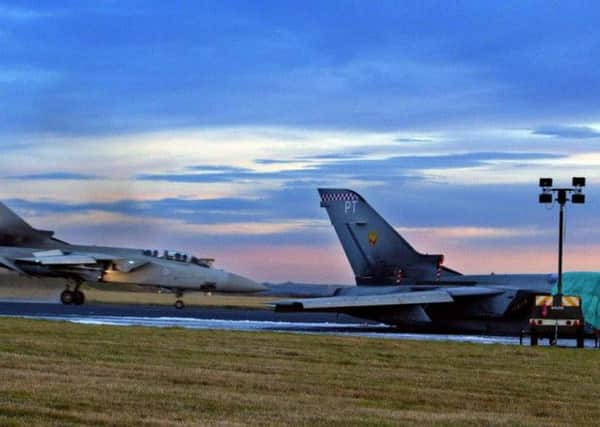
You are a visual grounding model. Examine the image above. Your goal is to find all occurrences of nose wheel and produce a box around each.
[174,289,185,309]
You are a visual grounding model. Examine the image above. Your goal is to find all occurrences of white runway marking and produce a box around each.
[8,314,598,348]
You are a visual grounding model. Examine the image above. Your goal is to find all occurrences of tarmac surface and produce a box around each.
[0,301,362,324]
[1,301,598,348]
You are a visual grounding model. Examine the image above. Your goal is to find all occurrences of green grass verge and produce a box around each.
[0,317,598,426]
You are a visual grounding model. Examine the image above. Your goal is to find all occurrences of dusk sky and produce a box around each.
[2,1,600,283]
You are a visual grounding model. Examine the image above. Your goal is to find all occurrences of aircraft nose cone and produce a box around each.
[226,273,266,293]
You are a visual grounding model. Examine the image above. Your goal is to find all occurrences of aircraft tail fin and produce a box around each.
[0,202,59,246]
[318,188,459,284]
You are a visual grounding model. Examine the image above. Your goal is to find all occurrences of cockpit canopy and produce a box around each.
[142,249,214,268]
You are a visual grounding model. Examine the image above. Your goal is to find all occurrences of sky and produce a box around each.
[2,1,600,283]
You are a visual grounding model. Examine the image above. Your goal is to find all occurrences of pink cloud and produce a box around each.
[207,244,354,284]
[208,243,600,284]
[441,244,600,275]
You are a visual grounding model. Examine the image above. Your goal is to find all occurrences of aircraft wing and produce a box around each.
[14,249,108,265]
[9,250,148,272]
[17,254,99,265]
[273,286,502,312]
[0,256,26,274]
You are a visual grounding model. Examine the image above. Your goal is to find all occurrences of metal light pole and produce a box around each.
[539,177,586,307]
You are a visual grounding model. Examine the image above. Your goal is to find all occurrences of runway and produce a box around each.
[0,302,597,348]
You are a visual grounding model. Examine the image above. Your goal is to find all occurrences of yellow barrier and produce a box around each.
[535,295,580,307]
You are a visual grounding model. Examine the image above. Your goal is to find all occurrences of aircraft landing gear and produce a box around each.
[174,289,185,309]
[60,281,85,305]
[73,290,85,305]
[530,331,538,346]
[60,289,74,305]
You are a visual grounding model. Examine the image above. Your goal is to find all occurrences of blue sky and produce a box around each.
[1,1,600,282]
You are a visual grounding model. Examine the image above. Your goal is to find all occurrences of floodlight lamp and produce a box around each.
[539,193,553,204]
[572,177,586,187]
[539,177,553,188]
[572,193,585,204]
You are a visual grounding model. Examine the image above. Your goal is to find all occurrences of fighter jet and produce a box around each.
[273,189,557,334]
[0,202,265,308]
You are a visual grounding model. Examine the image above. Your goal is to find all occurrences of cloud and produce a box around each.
[3,3,600,136]
[396,226,542,240]
[3,3,600,281]
[532,125,600,139]
[36,210,323,236]
[254,159,301,165]
[5,176,600,282]
[443,245,600,276]
[186,165,253,173]
[393,137,436,143]
[5,197,264,224]
[135,173,248,183]
[4,187,328,228]
[136,165,255,182]
[297,152,368,160]
[7,172,99,180]
[135,152,563,185]
[12,199,334,255]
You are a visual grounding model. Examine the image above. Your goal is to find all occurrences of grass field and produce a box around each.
[0,318,598,426]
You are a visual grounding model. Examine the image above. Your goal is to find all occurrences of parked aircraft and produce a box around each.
[273,188,557,334]
[0,202,264,308]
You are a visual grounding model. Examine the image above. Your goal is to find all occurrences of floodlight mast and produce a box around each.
[538,177,586,307]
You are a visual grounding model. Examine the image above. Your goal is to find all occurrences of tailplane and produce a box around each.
[318,188,460,284]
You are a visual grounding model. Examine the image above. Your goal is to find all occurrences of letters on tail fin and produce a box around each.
[0,202,60,247]
[318,188,460,285]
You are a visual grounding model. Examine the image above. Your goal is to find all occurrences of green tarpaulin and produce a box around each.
[552,272,600,329]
